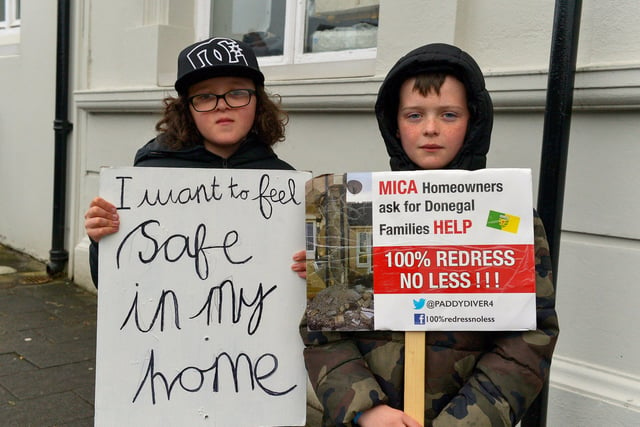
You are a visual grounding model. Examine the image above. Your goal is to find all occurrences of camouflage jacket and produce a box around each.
[303,214,559,426]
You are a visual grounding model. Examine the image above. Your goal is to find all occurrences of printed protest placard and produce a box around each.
[95,167,310,426]
[305,169,536,332]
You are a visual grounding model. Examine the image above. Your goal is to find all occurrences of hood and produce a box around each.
[134,134,215,165]
[133,133,282,168]
[375,43,493,171]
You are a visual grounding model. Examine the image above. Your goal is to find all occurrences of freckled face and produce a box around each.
[396,76,469,170]
[188,76,257,159]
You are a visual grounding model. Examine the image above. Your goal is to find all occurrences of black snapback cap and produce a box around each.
[174,37,265,95]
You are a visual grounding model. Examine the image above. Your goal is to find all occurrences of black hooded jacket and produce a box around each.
[133,133,294,170]
[375,43,493,172]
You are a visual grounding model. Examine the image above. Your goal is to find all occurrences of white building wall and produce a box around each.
[1,0,639,424]
[0,1,57,257]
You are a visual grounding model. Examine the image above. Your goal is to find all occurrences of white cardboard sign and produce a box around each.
[370,169,536,331]
[94,167,310,426]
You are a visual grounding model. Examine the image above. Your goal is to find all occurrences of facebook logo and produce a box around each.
[414,313,426,325]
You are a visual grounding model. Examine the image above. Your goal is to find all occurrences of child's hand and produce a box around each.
[291,249,307,279]
[84,197,119,242]
[358,404,423,427]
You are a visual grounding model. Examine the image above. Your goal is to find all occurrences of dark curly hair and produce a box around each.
[155,85,288,150]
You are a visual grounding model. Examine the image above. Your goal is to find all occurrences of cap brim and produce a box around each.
[175,66,265,95]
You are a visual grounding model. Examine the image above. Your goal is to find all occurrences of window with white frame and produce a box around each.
[0,0,20,31]
[203,0,379,79]
[355,230,371,270]
[305,221,317,259]
[0,0,20,50]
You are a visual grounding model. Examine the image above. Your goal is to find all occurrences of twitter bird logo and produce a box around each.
[413,298,426,310]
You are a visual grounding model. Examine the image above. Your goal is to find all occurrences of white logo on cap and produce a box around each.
[186,38,248,70]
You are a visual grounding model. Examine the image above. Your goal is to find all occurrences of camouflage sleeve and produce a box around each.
[433,213,559,426]
[304,335,388,426]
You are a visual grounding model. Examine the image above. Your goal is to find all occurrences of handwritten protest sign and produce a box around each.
[94,167,310,426]
[305,169,535,332]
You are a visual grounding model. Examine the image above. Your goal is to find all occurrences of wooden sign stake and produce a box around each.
[404,331,425,425]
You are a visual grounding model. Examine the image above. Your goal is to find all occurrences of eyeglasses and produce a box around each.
[188,89,256,112]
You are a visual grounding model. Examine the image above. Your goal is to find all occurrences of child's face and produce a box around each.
[396,76,469,169]
[188,76,257,158]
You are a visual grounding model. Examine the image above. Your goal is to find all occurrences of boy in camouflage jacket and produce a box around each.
[303,43,559,426]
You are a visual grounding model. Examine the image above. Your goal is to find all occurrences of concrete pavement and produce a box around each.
[0,244,96,426]
[0,243,327,426]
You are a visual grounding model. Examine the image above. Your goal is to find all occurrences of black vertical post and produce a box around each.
[47,0,73,276]
[522,0,582,426]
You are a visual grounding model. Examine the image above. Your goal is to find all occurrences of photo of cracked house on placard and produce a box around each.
[305,173,375,331]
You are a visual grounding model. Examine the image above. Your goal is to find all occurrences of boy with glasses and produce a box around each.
[85,37,306,284]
